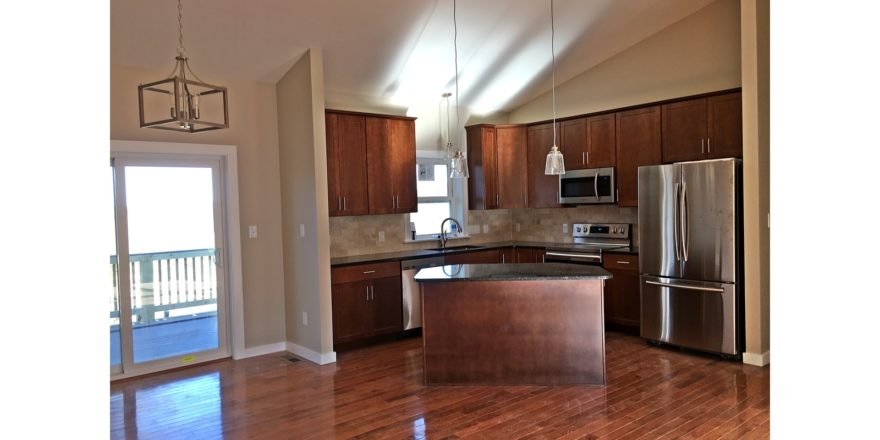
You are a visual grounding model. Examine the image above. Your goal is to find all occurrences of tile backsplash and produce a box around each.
[329,204,638,257]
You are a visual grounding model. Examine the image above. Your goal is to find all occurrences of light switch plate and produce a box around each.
[515,223,521,232]
[299,224,305,237]
[378,231,385,242]
[482,224,489,234]
[562,224,568,233]
[248,225,258,238]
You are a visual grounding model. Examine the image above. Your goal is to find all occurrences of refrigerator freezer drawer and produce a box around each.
[640,276,738,355]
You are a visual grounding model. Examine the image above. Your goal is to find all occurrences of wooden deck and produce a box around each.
[111,314,218,365]
[110,331,770,439]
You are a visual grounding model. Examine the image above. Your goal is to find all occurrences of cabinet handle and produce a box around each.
[582,152,585,164]
[343,196,346,211]
[616,260,630,264]
[496,194,500,207]
[502,254,506,264]
[366,285,370,301]
[391,195,396,209]
[708,138,711,153]
[370,284,374,301]
[338,197,342,211]
[586,151,590,164]
[701,138,705,154]
[362,270,376,274]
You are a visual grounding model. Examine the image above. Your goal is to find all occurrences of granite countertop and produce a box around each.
[331,241,638,267]
[414,263,612,282]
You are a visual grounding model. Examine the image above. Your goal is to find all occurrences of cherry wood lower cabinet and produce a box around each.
[331,262,403,349]
[500,247,515,264]
[443,249,501,265]
[602,253,640,334]
[515,247,545,263]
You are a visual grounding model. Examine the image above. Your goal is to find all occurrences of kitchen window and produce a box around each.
[406,156,465,241]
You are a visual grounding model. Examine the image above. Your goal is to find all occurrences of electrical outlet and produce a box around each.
[515,223,521,232]
[562,224,568,233]
[378,231,385,242]
[302,312,308,326]
[248,225,258,238]
[299,224,305,237]
[482,224,489,234]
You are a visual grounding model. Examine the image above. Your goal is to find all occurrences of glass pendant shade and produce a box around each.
[544,145,565,175]
[450,150,469,179]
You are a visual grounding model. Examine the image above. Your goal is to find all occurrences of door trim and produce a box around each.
[110,140,245,373]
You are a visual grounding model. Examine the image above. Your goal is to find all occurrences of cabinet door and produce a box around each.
[500,247,515,264]
[365,117,395,214]
[444,249,501,265]
[515,248,544,263]
[560,118,588,170]
[466,126,491,210]
[329,113,370,216]
[616,106,661,207]
[370,276,403,336]
[389,118,418,213]
[496,126,527,209]
[662,98,707,163]
[326,113,342,216]
[586,114,616,168]
[707,92,743,159]
[331,280,372,344]
[604,255,640,332]
[526,123,562,208]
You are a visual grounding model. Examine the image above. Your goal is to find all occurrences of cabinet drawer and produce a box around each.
[603,254,639,271]
[332,261,401,284]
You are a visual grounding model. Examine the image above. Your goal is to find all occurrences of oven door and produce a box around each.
[559,167,616,204]
[544,250,603,265]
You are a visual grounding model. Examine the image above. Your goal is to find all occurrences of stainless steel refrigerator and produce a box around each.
[638,158,743,356]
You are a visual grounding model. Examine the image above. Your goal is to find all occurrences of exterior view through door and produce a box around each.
[110,157,230,378]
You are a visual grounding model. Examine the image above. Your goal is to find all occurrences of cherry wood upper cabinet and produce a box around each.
[495,125,527,209]
[707,92,743,159]
[466,125,498,210]
[467,125,527,210]
[616,106,661,207]
[559,118,588,170]
[365,115,417,215]
[526,123,562,208]
[586,113,617,168]
[661,92,742,163]
[326,112,370,216]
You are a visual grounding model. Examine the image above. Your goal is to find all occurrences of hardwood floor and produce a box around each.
[110,332,769,439]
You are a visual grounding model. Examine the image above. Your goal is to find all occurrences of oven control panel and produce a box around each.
[572,223,629,239]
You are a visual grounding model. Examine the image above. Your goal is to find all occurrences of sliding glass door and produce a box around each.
[110,156,229,377]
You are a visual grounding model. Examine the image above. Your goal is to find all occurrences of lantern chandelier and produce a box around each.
[138,0,229,133]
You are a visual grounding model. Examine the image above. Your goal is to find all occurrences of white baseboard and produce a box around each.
[286,342,337,365]
[743,350,770,366]
[233,342,286,360]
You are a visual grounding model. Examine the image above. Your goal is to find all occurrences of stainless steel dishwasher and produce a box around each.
[401,256,445,331]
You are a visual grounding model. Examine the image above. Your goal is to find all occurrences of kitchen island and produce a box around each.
[415,263,611,385]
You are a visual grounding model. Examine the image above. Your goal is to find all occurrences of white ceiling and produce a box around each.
[112,0,718,116]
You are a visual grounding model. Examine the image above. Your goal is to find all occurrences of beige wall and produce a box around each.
[276,49,335,356]
[741,0,770,364]
[110,64,286,349]
[509,0,741,123]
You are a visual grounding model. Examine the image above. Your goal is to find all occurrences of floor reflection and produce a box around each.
[111,372,222,439]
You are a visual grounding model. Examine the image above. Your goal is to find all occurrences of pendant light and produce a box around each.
[137,0,229,133]
[544,0,565,175]
[448,0,469,179]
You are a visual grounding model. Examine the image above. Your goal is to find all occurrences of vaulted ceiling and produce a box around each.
[112,0,718,116]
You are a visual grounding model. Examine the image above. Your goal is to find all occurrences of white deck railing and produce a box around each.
[110,248,218,326]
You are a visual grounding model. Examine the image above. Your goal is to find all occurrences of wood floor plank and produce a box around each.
[110,332,769,439]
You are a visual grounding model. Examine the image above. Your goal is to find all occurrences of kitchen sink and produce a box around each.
[426,245,486,252]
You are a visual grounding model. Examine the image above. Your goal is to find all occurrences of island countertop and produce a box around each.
[414,262,612,283]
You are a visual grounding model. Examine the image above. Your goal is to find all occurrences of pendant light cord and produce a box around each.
[178,0,186,57]
[454,0,461,152]
[551,0,557,148]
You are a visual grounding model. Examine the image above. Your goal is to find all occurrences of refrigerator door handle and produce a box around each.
[645,280,724,293]
[681,181,689,262]
[674,182,681,261]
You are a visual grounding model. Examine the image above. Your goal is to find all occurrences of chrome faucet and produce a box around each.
[439,217,463,249]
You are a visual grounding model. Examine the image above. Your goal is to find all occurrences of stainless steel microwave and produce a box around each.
[558,167,616,204]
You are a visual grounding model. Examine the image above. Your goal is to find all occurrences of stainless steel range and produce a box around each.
[544,223,631,265]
